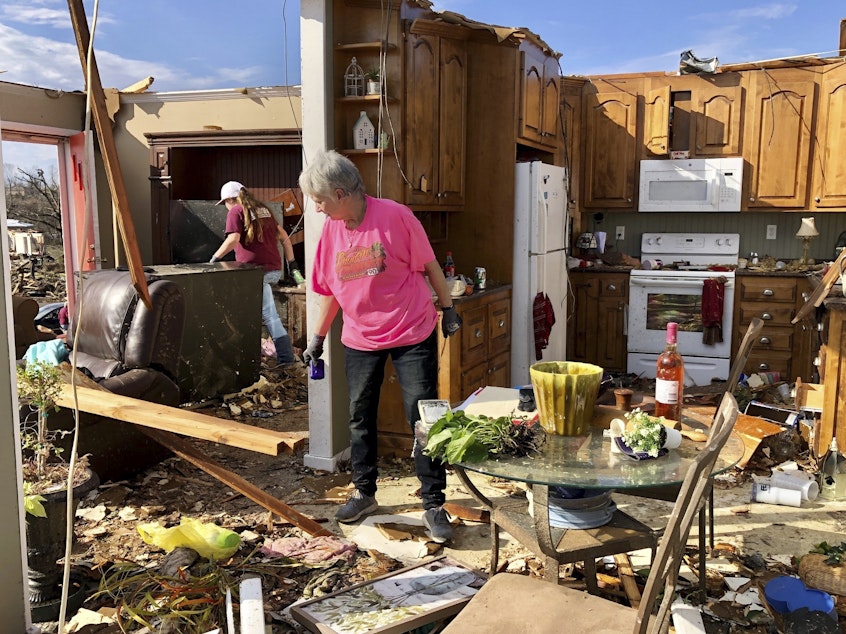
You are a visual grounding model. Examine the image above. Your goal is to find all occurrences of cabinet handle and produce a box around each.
[758,363,770,371]
[749,196,756,202]
[474,328,482,339]
[607,284,617,292]
[759,336,771,345]
[761,313,772,320]
[815,197,821,203]
[498,320,505,328]
[626,198,632,202]
[762,289,774,297]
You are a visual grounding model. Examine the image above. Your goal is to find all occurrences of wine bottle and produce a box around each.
[443,251,456,278]
[654,322,684,422]
[820,438,846,500]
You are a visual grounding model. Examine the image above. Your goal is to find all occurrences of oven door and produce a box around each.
[627,274,735,383]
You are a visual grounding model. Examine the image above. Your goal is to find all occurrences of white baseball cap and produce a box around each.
[217,181,244,204]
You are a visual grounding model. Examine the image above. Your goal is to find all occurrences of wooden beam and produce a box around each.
[66,0,150,308]
[60,365,329,537]
[55,383,306,455]
[613,554,642,609]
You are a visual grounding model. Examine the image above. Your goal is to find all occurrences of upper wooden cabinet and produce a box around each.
[642,74,743,158]
[519,43,561,149]
[582,83,639,210]
[743,70,815,209]
[404,21,468,208]
[811,63,846,209]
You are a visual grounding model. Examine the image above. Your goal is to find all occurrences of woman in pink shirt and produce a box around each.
[299,150,461,543]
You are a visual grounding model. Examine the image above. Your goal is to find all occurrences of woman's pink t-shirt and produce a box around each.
[311,196,437,351]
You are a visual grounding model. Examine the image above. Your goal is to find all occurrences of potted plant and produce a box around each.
[18,361,98,618]
[365,68,381,95]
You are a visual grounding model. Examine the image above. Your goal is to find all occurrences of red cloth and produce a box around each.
[533,292,556,360]
[701,277,725,344]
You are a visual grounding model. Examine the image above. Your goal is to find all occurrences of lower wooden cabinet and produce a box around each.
[732,274,815,382]
[567,271,628,371]
[376,285,512,455]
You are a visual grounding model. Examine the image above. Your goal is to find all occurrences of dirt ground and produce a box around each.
[32,361,846,633]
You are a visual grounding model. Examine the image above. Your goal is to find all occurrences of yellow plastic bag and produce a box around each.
[138,517,241,560]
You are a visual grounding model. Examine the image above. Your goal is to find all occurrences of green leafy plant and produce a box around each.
[17,360,75,515]
[810,541,846,566]
[423,410,545,464]
[364,68,380,81]
[621,408,668,458]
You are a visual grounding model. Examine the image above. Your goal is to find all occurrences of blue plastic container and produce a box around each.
[764,576,805,613]
[786,588,837,623]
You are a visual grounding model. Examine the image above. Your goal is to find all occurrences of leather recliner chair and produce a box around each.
[53,269,187,480]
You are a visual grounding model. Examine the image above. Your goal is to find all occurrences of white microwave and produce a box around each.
[638,157,743,212]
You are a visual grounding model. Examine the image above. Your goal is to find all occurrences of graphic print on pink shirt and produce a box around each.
[335,242,387,281]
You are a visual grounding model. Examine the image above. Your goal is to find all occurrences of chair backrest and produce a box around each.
[725,317,764,392]
[634,391,740,633]
[68,270,185,381]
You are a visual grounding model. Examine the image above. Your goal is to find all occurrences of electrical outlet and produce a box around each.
[766,225,777,240]
[615,226,625,241]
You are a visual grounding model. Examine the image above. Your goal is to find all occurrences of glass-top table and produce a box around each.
[455,424,745,490]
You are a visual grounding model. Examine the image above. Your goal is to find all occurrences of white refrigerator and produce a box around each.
[511,161,569,386]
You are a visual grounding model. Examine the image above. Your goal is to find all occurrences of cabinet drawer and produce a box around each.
[460,304,488,369]
[487,298,511,356]
[488,352,510,388]
[749,327,793,352]
[738,278,797,303]
[599,276,627,298]
[745,350,792,378]
[738,304,794,326]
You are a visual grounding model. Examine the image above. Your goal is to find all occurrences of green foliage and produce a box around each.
[423,410,545,464]
[810,541,846,566]
[22,482,46,518]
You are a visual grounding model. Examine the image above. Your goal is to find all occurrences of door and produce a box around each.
[61,132,100,311]
[811,64,846,209]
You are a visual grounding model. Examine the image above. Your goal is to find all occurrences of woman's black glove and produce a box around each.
[441,306,462,337]
[302,334,325,364]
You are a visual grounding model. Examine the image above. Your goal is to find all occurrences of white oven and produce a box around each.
[627,233,739,386]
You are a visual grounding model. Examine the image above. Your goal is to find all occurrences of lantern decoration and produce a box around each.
[353,111,376,150]
[344,57,365,97]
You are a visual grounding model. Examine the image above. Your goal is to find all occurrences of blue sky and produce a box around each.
[1,0,843,171]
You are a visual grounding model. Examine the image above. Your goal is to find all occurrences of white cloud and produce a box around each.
[1,4,74,28]
[0,22,84,89]
[729,4,797,20]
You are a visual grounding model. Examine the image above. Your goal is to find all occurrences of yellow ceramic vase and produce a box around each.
[530,361,603,436]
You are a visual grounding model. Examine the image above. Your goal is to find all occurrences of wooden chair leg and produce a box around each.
[490,520,500,577]
[583,557,599,594]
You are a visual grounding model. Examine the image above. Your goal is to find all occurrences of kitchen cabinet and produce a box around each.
[404,21,468,208]
[376,285,511,455]
[567,271,628,371]
[732,275,814,382]
[742,70,815,209]
[811,63,846,210]
[582,84,639,210]
[518,42,561,149]
[643,74,743,158]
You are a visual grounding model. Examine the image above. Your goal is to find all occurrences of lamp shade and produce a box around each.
[796,217,819,238]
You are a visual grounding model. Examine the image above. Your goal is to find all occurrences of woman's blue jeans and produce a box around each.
[344,329,446,509]
[262,270,288,340]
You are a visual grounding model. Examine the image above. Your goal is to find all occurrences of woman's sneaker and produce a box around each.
[422,506,453,543]
[335,490,378,523]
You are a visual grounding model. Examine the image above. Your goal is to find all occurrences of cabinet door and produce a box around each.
[540,58,561,142]
[487,352,511,389]
[644,85,670,157]
[487,298,511,358]
[460,304,488,370]
[567,276,599,363]
[693,83,743,156]
[745,73,815,209]
[405,32,440,206]
[597,297,627,371]
[583,90,638,208]
[437,37,467,207]
[520,51,544,144]
[811,65,846,209]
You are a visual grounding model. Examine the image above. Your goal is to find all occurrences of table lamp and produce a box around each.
[796,217,819,266]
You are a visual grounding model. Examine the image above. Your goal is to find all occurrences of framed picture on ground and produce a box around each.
[290,556,486,634]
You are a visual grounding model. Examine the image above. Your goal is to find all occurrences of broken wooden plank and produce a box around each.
[141,427,331,537]
[442,502,490,524]
[55,383,305,455]
[792,248,846,324]
[66,0,149,307]
[733,414,785,468]
[613,554,642,609]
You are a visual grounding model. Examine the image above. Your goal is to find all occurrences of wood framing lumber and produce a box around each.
[55,383,306,455]
[613,554,642,609]
[66,0,149,307]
